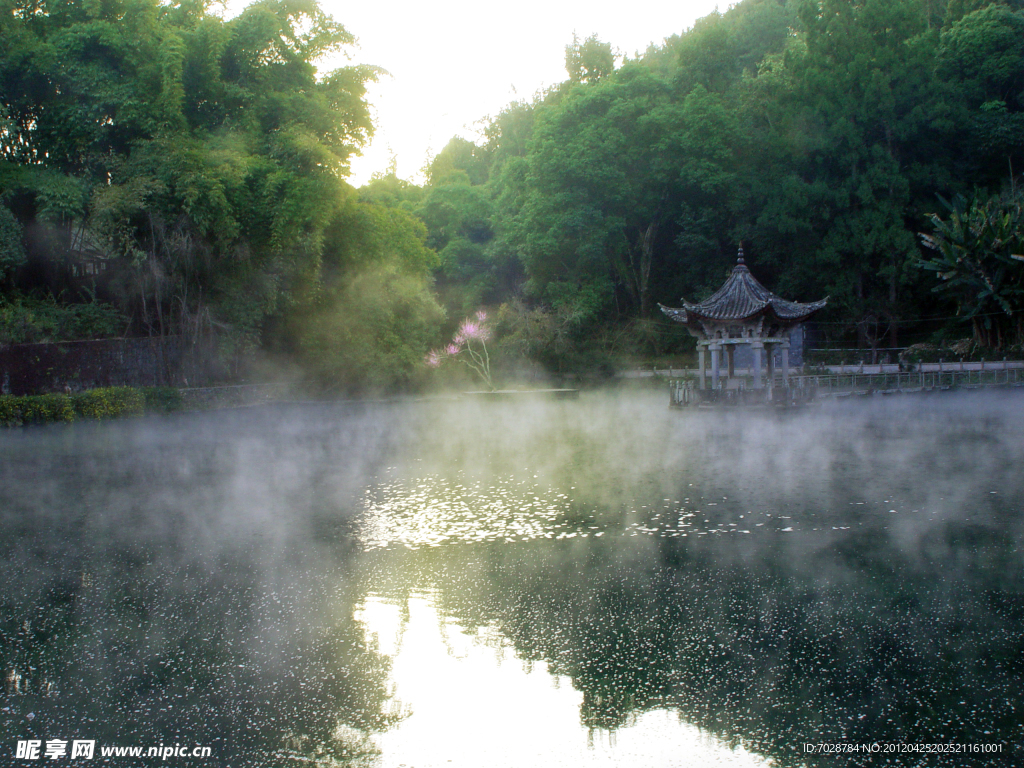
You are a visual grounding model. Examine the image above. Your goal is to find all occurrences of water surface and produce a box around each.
[2,390,1022,766]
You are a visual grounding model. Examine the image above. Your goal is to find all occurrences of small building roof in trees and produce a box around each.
[659,247,827,328]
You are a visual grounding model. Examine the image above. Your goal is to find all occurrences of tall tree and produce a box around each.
[497,62,741,319]
[565,34,616,85]
[743,0,939,350]
[1,0,384,359]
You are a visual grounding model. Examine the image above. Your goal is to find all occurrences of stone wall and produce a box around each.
[177,383,295,410]
[0,336,201,395]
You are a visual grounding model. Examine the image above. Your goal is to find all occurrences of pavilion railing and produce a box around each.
[668,364,1024,406]
[784,366,1024,394]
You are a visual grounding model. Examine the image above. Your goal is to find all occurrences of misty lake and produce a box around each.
[2,390,1022,767]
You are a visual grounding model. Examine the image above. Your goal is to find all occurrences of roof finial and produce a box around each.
[737,242,745,265]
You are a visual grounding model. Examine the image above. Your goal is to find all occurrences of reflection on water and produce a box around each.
[1,391,1023,766]
[353,590,770,768]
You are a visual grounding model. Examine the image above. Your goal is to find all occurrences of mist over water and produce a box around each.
[1,390,1022,766]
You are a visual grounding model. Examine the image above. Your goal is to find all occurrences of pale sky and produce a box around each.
[225,1,723,186]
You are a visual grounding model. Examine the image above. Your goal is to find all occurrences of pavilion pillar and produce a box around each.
[698,344,706,390]
[781,340,790,386]
[751,342,764,389]
[766,343,775,386]
[726,344,735,379]
[710,342,721,389]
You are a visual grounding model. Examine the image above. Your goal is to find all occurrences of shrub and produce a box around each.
[0,387,154,427]
[71,387,145,420]
[0,393,75,426]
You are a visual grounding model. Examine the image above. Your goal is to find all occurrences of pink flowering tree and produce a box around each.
[426,310,494,390]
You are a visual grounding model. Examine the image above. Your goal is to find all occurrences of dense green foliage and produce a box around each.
[1,0,441,390]
[410,0,1024,362]
[4,0,1024,390]
[0,293,127,343]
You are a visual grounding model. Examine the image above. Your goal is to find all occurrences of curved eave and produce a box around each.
[660,298,828,326]
[658,304,688,323]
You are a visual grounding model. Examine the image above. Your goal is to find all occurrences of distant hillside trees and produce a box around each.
[413,0,1024,357]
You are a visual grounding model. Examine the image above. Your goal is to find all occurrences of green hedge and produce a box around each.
[0,393,75,426]
[0,386,180,427]
[70,387,145,420]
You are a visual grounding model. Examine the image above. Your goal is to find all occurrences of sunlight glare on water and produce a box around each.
[356,474,575,549]
[354,469,816,551]
[353,591,775,768]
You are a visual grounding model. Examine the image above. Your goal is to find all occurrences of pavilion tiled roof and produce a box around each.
[659,248,827,325]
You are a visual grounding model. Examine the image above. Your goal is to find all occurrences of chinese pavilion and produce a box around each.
[659,247,827,390]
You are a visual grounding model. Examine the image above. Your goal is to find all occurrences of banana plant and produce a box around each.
[919,191,1024,346]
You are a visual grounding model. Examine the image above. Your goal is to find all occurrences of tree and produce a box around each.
[0,203,25,283]
[0,0,403,384]
[501,63,740,318]
[426,137,490,187]
[272,193,444,393]
[740,0,940,352]
[416,175,496,307]
[938,4,1024,186]
[565,34,615,85]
